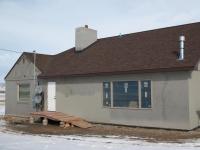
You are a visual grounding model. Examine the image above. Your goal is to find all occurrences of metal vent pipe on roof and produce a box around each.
[179,35,185,60]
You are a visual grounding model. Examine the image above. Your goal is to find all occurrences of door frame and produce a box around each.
[47,82,56,111]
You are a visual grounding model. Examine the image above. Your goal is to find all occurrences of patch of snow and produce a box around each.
[0,128,200,150]
[0,105,5,129]
[0,104,200,150]
[0,104,5,116]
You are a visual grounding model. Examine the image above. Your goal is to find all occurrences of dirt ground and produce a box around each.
[4,120,200,142]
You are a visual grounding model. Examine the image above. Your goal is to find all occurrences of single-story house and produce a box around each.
[4,22,200,130]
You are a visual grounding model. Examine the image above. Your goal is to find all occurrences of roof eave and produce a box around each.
[38,66,195,79]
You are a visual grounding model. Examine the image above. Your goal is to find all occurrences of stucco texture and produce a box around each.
[41,71,191,130]
[5,55,39,115]
[5,55,199,130]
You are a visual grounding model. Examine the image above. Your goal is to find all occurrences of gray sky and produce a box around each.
[0,0,200,82]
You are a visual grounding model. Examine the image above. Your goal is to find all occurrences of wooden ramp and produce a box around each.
[30,111,93,129]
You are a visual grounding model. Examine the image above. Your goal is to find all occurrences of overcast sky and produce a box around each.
[0,0,200,82]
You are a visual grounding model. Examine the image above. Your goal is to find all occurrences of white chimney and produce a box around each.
[179,35,185,60]
[75,25,97,51]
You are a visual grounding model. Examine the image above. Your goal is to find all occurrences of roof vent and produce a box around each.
[118,33,123,38]
[178,35,185,60]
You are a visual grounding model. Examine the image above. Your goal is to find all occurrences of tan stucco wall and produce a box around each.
[189,71,200,129]
[5,80,35,115]
[5,56,40,115]
[41,71,191,130]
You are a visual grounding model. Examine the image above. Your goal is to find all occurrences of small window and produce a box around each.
[18,83,30,101]
[141,80,151,108]
[103,82,111,107]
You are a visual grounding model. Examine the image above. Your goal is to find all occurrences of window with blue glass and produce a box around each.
[141,80,151,108]
[103,82,111,107]
[113,81,139,108]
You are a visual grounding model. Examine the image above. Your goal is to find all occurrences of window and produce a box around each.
[102,80,152,109]
[113,81,139,108]
[18,83,30,101]
[103,82,111,107]
[141,80,151,108]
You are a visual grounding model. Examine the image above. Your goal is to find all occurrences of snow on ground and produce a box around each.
[0,104,5,116]
[1,105,200,150]
[1,130,200,150]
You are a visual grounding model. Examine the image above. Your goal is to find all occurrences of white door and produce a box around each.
[47,82,56,111]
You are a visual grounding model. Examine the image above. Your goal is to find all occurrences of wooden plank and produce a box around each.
[30,111,93,129]
[71,120,93,128]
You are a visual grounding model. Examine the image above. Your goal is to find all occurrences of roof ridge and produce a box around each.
[98,21,200,40]
[38,21,200,78]
[23,51,52,56]
[54,22,200,55]
[55,47,75,56]
[6,22,200,80]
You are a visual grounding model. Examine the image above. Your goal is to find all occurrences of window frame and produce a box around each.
[102,82,111,107]
[17,83,31,102]
[112,80,139,108]
[102,80,152,110]
[140,80,152,108]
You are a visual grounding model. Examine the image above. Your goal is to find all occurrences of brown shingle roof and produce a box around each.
[6,22,199,80]
[24,52,53,73]
[38,22,200,78]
